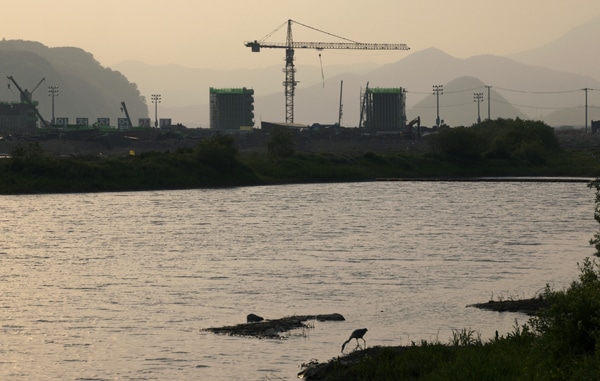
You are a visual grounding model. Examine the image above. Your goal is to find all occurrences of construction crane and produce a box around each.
[120,101,133,129]
[359,82,369,128]
[245,19,409,124]
[6,76,50,128]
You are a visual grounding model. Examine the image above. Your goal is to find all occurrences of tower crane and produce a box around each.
[245,19,409,124]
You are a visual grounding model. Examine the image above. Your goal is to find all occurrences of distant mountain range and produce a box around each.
[508,14,600,81]
[1,15,598,129]
[113,15,600,128]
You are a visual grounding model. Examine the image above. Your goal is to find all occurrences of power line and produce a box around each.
[413,97,600,111]
[493,86,581,95]
[409,86,600,95]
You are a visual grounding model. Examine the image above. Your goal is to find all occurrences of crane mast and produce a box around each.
[245,19,409,124]
[284,20,297,125]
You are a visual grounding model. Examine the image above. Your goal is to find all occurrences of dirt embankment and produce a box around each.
[1,128,599,158]
[0,131,432,158]
[467,297,548,316]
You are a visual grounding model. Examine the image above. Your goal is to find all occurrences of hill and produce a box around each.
[113,46,600,128]
[0,40,148,127]
[508,15,600,81]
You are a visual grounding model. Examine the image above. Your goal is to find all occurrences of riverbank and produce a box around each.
[2,120,600,194]
[299,256,600,380]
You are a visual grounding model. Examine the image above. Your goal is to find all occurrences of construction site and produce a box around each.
[0,19,441,157]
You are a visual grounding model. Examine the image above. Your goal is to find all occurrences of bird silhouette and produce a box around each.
[341,328,368,352]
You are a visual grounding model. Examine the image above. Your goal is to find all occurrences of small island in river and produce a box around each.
[204,313,345,339]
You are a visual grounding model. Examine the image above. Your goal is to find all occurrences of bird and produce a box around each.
[246,313,264,323]
[341,328,368,353]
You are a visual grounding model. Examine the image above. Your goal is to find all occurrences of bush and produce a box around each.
[531,258,600,359]
[430,126,486,159]
[267,126,295,159]
[194,134,238,171]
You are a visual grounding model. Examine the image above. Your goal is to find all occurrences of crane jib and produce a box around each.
[245,41,409,51]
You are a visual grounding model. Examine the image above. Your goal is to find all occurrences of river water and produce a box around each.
[0,181,596,380]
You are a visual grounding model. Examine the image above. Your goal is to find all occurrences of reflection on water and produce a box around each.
[0,181,596,380]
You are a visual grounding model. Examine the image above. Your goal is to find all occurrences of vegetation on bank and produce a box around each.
[296,147,600,381]
[303,181,600,380]
[1,118,600,194]
[310,258,600,380]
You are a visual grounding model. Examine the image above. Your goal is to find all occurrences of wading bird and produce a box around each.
[341,328,368,352]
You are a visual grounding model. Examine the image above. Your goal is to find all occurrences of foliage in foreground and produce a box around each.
[317,180,600,381]
[322,260,600,380]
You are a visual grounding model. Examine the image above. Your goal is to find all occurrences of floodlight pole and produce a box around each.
[433,85,443,127]
[151,94,161,128]
[48,86,59,125]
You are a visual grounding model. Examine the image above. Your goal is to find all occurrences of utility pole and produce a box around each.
[583,88,589,133]
[338,80,343,127]
[474,92,484,124]
[151,94,161,128]
[433,85,443,128]
[485,85,492,120]
[48,86,59,125]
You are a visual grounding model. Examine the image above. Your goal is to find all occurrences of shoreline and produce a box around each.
[375,177,593,183]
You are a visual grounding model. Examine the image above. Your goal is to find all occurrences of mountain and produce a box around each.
[508,15,600,81]
[0,40,148,126]
[253,47,600,127]
[112,45,600,128]
[4,15,599,130]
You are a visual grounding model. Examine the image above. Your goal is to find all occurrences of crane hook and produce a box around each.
[319,53,324,88]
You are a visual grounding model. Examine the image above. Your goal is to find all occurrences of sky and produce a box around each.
[2,0,599,70]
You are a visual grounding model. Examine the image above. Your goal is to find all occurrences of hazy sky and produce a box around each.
[3,0,599,70]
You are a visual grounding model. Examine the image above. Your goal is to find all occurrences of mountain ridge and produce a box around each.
[2,15,598,129]
[0,39,148,127]
[114,41,600,127]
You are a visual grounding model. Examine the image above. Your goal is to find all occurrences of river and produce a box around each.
[0,181,596,380]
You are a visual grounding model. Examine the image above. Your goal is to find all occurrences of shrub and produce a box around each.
[194,134,238,171]
[530,258,600,358]
[267,126,295,159]
[430,126,486,159]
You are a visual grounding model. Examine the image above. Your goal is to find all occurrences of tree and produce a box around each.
[267,126,295,159]
[588,179,600,257]
[194,134,238,171]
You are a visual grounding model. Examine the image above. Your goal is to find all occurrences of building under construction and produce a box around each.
[209,87,254,130]
[0,101,39,130]
[360,87,406,132]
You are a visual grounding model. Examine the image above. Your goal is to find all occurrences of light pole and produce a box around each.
[583,88,589,133]
[48,86,59,125]
[151,94,161,128]
[485,85,492,120]
[432,85,443,128]
[474,92,484,124]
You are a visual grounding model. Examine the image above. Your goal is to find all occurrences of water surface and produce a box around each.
[0,181,595,380]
